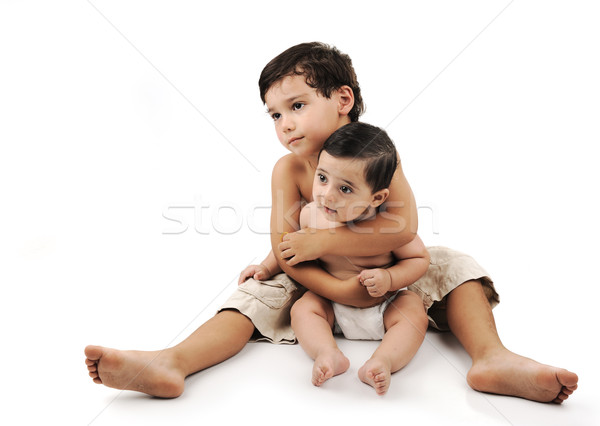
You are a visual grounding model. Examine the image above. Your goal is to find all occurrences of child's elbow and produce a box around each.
[422,247,431,265]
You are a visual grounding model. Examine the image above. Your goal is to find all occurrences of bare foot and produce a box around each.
[358,357,392,396]
[84,345,185,398]
[467,348,578,403]
[311,348,350,387]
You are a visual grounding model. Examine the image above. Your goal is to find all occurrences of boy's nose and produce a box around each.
[281,115,295,132]
[323,187,336,203]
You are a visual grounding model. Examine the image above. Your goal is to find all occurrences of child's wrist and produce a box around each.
[260,263,273,277]
[384,268,393,291]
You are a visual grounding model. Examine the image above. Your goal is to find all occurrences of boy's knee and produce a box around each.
[291,293,316,318]
[291,292,332,322]
[290,298,306,320]
[388,291,429,329]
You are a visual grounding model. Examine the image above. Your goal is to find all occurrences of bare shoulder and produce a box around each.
[272,154,314,201]
[299,201,315,229]
[272,154,304,179]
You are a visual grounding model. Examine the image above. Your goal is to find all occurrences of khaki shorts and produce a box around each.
[408,246,500,330]
[218,273,306,344]
[219,246,499,342]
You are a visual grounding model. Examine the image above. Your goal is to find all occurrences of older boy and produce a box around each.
[85,42,577,403]
[84,42,414,399]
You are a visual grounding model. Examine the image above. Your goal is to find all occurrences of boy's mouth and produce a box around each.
[288,136,303,145]
[323,206,337,215]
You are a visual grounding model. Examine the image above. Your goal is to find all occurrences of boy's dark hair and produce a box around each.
[259,42,364,122]
[320,122,398,193]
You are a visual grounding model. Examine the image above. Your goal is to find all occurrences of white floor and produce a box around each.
[1,1,599,425]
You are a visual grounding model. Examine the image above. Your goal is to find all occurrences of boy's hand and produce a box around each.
[358,268,392,297]
[341,275,387,307]
[238,264,272,285]
[278,229,323,266]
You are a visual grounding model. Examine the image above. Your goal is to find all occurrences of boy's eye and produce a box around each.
[340,186,352,194]
[271,112,281,121]
[292,102,304,111]
[318,174,327,183]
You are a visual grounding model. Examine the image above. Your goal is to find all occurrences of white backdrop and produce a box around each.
[1,1,598,425]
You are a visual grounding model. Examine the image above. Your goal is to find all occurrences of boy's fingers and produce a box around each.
[238,271,250,284]
[359,275,372,286]
[286,256,299,266]
[360,270,374,280]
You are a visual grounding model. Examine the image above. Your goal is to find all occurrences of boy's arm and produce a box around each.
[279,156,418,266]
[359,235,430,297]
[271,156,384,308]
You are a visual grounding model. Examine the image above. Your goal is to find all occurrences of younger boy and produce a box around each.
[291,122,430,396]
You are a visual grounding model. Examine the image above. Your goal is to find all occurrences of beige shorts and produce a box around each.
[408,246,500,330]
[219,246,499,342]
[218,273,305,344]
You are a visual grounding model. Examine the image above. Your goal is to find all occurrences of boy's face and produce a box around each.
[264,75,351,159]
[312,151,388,223]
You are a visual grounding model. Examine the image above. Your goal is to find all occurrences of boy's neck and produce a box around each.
[306,154,319,170]
[307,121,352,169]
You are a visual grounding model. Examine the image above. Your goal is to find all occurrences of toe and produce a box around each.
[84,345,104,361]
[557,369,578,388]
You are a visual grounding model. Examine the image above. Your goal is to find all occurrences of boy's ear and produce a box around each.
[336,85,355,116]
[370,188,390,208]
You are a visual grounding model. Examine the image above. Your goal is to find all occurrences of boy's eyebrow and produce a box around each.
[266,93,311,113]
[317,166,357,189]
[341,178,357,188]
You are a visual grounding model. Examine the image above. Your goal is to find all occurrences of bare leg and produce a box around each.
[446,280,578,403]
[291,292,350,387]
[85,310,254,398]
[358,291,428,395]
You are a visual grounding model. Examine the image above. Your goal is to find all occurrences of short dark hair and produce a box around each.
[320,122,398,193]
[259,42,364,122]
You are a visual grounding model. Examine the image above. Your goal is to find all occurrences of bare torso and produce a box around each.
[299,202,394,280]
